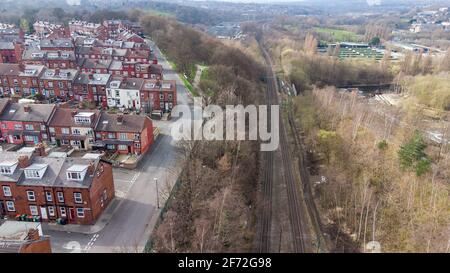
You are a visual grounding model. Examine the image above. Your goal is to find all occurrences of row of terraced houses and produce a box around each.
[0,99,155,224]
[0,19,162,225]
[0,19,177,113]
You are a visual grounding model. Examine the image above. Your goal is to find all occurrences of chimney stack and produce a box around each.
[18,155,30,168]
[71,110,78,117]
[87,162,95,176]
[117,114,123,124]
[36,143,47,157]
[24,105,31,113]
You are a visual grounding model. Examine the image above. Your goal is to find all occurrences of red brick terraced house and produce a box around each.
[0,152,115,225]
[39,39,74,51]
[21,49,77,69]
[0,102,55,145]
[40,68,78,99]
[78,58,112,74]
[18,65,45,97]
[0,63,20,96]
[0,41,23,64]
[73,73,111,105]
[48,108,100,150]
[93,113,154,155]
[141,79,177,113]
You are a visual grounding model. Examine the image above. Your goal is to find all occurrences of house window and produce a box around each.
[27,190,36,201]
[159,94,164,100]
[1,124,6,129]
[0,166,12,174]
[134,134,140,140]
[103,189,107,201]
[119,133,128,140]
[108,133,115,139]
[106,144,115,150]
[40,125,46,131]
[74,192,83,204]
[57,192,64,203]
[29,205,38,216]
[25,170,40,179]
[72,129,81,135]
[25,124,34,131]
[62,128,70,134]
[72,140,81,146]
[6,201,15,211]
[76,208,85,218]
[61,140,69,145]
[14,124,22,130]
[67,172,82,180]
[58,82,64,88]
[45,191,53,202]
[48,206,55,217]
[118,145,128,150]
[2,186,11,197]
[24,135,35,142]
[60,207,67,217]
[134,143,141,148]
[48,82,53,88]
[49,127,55,133]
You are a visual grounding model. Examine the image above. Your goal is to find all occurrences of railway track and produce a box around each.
[257,62,275,252]
[257,41,307,252]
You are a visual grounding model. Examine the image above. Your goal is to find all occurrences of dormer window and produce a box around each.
[61,52,70,59]
[24,69,36,75]
[110,81,121,88]
[31,52,44,58]
[45,70,55,77]
[60,72,69,78]
[74,112,94,124]
[66,165,88,181]
[0,160,18,175]
[47,52,59,59]
[24,164,48,179]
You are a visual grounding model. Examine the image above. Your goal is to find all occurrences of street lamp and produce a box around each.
[154,178,160,209]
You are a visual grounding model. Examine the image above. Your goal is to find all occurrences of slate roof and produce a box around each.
[95,112,149,133]
[0,103,55,123]
[0,63,20,76]
[49,108,99,128]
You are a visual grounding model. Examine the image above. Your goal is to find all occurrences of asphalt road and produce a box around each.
[46,39,193,253]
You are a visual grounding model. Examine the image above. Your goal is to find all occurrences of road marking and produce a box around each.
[84,233,99,252]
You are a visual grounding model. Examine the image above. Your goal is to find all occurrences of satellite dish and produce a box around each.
[365,241,381,253]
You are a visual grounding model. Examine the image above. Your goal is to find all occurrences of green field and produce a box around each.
[314,27,359,42]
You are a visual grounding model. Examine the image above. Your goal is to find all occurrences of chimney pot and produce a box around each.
[24,105,31,113]
[117,114,123,124]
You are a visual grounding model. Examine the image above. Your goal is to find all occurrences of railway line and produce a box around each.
[257,40,308,253]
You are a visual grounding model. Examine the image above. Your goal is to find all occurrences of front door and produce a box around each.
[128,145,132,154]
[56,139,61,146]
[69,208,75,220]
[81,140,85,149]
[40,206,48,220]
[0,201,5,216]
